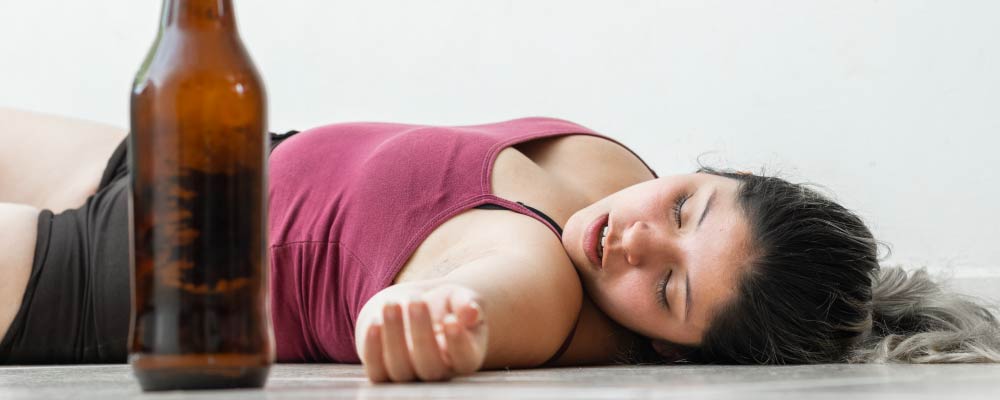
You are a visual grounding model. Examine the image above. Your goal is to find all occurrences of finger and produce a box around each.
[380,302,415,382]
[442,314,481,375]
[444,289,482,328]
[461,301,482,328]
[362,324,389,383]
[406,300,450,381]
[435,330,453,367]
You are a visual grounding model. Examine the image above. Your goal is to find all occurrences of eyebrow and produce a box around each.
[697,190,716,229]
[685,190,713,322]
[685,271,692,322]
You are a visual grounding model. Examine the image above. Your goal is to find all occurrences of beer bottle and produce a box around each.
[128,0,273,391]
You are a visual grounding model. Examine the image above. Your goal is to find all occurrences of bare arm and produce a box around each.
[444,251,583,368]
[355,230,583,382]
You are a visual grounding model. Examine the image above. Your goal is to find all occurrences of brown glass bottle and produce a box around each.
[128,0,273,391]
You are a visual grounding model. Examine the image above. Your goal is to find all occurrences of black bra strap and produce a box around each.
[474,201,563,235]
[473,203,506,210]
[515,201,563,236]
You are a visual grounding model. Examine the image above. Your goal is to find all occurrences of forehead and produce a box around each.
[642,172,741,193]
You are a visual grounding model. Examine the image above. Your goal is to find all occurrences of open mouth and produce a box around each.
[597,223,609,261]
[584,213,609,269]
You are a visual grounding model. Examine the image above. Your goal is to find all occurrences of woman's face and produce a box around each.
[562,173,751,346]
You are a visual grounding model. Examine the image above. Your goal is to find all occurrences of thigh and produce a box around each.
[1,176,131,363]
[0,202,39,341]
[0,107,127,213]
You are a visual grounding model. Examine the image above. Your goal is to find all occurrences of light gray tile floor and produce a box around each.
[2,363,999,400]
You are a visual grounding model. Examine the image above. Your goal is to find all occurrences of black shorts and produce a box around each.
[0,130,300,364]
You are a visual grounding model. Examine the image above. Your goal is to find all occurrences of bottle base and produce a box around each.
[131,354,270,391]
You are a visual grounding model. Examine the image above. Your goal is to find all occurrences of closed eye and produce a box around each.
[673,193,691,228]
[657,269,672,309]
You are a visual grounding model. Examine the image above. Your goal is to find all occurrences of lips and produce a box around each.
[583,213,609,270]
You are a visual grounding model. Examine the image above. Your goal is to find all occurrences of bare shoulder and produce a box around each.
[444,213,577,290]
[373,208,583,368]
[441,219,584,367]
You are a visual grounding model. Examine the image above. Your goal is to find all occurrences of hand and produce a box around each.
[360,284,488,383]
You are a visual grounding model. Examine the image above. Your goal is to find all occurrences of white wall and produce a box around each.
[1,0,998,280]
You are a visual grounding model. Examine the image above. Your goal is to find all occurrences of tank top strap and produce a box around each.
[542,320,578,366]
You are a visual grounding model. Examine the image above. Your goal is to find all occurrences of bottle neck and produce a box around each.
[160,0,237,31]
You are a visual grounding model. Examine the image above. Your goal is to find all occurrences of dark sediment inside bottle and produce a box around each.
[130,167,270,391]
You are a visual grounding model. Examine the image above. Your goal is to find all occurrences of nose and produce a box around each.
[619,220,680,267]
[621,221,652,266]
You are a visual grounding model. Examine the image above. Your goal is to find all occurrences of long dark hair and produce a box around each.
[621,168,1000,364]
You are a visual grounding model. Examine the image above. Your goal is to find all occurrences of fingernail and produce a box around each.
[468,302,483,323]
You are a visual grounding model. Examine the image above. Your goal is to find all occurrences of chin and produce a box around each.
[562,213,584,266]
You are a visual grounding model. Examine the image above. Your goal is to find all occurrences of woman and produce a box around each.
[1,108,998,382]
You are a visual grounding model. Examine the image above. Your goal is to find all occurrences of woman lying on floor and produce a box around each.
[1,107,998,382]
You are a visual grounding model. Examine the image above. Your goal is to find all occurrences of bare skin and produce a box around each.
[0,107,128,342]
[0,110,751,380]
[0,107,128,212]
[356,135,752,382]
[0,203,39,340]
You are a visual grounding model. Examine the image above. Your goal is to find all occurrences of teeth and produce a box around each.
[598,224,608,259]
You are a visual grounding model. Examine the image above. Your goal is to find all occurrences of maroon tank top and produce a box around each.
[267,117,658,362]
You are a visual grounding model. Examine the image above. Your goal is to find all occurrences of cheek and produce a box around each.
[591,274,655,324]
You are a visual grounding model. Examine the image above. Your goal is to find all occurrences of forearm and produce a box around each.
[356,251,583,370]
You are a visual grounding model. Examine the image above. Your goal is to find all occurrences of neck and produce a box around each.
[161,0,237,30]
